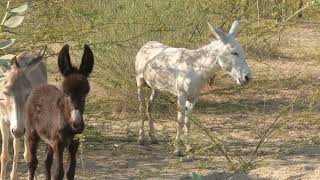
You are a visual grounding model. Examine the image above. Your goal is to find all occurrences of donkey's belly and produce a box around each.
[144,65,178,95]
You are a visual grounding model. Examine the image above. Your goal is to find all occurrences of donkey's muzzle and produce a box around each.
[11,128,25,138]
[72,120,84,134]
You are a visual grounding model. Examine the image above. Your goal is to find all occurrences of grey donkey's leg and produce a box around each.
[137,78,148,145]
[174,94,187,157]
[11,137,21,180]
[0,123,10,180]
[146,89,159,144]
[184,100,196,153]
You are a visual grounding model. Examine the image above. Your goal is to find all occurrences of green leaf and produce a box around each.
[0,39,16,49]
[192,172,204,180]
[10,3,29,15]
[3,15,25,28]
[0,54,13,68]
[0,54,15,61]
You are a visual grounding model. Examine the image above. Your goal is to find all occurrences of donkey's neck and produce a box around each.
[190,41,221,80]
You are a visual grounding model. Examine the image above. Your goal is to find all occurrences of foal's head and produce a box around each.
[207,20,251,85]
[2,49,46,138]
[57,44,94,133]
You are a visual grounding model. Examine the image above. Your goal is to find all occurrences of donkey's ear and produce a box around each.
[228,19,240,38]
[35,46,47,60]
[58,45,73,76]
[207,22,228,42]
[79,44,94,77]
[11,56,20,68]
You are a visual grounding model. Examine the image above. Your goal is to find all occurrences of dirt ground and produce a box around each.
[4,19,320,179]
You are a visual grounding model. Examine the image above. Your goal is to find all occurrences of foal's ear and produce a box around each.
[79,44,94,77]
[58,45,73,76]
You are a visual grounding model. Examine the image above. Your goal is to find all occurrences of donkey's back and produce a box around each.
[26,85,65,144]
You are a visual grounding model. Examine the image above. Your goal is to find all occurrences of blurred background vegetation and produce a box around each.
[0,0,319,123]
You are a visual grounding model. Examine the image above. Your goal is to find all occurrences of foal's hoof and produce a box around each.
[173,150,184,157]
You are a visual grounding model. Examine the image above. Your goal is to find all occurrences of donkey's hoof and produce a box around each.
[137,138,147,146]
[173,150,184,157]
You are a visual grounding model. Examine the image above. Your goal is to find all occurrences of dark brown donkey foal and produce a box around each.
[25,44,94,180]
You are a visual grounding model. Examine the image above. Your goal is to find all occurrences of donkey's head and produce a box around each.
[208,20,251,85]
[58,44,94,133]
[2,48,46,138]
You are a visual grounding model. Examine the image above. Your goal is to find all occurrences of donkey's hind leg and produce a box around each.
[53,142,65,180]
[44,145,54,180]
[11,137,21,180]
[27,131,40,180]
[137,78,148,145]
[66,139,80,180]
[146,89,159,144]
[0,122,10,180]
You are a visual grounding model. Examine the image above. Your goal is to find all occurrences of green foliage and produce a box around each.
[0,1,29,65]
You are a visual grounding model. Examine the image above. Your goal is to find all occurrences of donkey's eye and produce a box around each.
[231,52,239,56]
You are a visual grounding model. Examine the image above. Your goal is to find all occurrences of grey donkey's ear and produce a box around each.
[228,19,240,38]
[35,46,47,59]
[27,46,47,68]
[207,22,228,42]
[11,56,20,68]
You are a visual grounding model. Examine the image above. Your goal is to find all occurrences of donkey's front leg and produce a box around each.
[27,131,39,180]
[44,145,54,180]
[53,142,65,180]
[66,139,80,180]
[184,100,195,153]
[10,137,21,180]
[174,95,186,157]
[0,123,10,180]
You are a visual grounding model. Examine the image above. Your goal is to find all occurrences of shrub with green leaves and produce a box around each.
[0,1,29,68]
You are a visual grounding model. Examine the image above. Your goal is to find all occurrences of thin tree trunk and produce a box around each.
[298,0,303,18]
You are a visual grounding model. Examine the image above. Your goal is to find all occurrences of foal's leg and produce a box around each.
[53,142,65,180]
[174,94,186,157]
[184,100,195,153]
[11,137,21,180]
[0,123,10,180]
[66,139,80,180]
[44,145,54,180]
[137,78,147,145]
[146,89,159,144]
[27,131,40,180]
